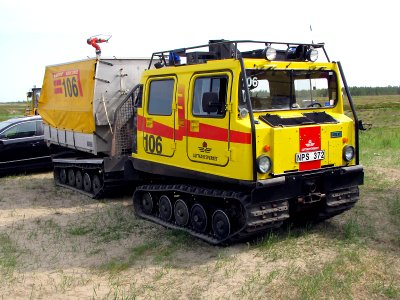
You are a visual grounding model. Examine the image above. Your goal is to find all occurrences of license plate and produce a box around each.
[295,150,325,163]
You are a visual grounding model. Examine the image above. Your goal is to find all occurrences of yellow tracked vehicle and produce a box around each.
[40,40,364,244]
[25,86,41,116]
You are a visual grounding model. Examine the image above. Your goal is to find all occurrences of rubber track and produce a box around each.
[133,184,287,245]
[54,181,104,199]
[53,163,105,199]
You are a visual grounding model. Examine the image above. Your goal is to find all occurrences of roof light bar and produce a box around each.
[306,48,318,62]
[264,47,277,61]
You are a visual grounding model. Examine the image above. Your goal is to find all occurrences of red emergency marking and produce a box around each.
[299,126,321,171]
[137,114,251,145]
[137,83,251,145]
[175,84,187,140]
[54,87,63,94]
[52,70,83,97]
[137,115,174,139]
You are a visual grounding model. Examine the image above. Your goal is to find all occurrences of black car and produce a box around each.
[0,115,53,175]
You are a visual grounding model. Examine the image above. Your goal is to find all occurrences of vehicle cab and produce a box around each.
[134,41,362,185]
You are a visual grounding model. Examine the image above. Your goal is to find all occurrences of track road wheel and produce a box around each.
[83,173,92,193]
[191,204,207,233]
[67,169,75,186]
[75,170,83,190]
[59,168,67,184]
[141,192,154,215]
[212,210,231,240]
[92,174,102,195]
[174,199,189,226]
[159,195,173,221]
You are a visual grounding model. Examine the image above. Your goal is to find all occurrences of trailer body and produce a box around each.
[40,58,149,155]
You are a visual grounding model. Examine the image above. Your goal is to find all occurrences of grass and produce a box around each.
[345,94,400,110]
[67,226,94,236]
[0,233,18,277]
[360,127,400,168]
[388,194,400,227]
[254,227,311,262]
[293,248,364,300]
[0,102,26,121]
[67,205,140,243]
[99,230,192,273]
[0,96,399,298]
[373,280,400,298]
[99,240,161,273]
[342,218,363,240]
[235,95,400,299]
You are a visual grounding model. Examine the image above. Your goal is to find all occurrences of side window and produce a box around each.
[193,76,228,117]
[3,121,36,139]
[134,85,143,108]
[148,79,174,115]
[36,121,44,135]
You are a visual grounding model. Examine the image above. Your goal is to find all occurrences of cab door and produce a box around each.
[141,76,177,157]
[187,72,232,166]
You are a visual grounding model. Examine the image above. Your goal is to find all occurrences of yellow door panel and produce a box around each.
[187,72,232,166]
[142,77,177,157]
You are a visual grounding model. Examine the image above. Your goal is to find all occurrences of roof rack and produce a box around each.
[148,40,329,69]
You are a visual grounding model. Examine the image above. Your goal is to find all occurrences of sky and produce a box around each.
[0,0,398,102]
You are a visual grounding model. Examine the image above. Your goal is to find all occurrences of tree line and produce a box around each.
[348,86,400,96]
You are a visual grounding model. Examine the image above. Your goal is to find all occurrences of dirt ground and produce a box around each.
[0,171,399,299]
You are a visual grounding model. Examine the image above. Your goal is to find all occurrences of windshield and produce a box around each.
[244,69,338,111]
[0,119,15,133]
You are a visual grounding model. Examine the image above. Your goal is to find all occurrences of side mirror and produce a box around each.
[202,92,220,114]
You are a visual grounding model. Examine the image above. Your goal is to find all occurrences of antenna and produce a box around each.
[310,24,314,44]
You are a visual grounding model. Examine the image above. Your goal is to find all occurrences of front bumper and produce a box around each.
[244,165,363,227]
[252,165,364,203]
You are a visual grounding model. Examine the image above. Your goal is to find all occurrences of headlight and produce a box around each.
[264,47,277,61]
[343,145,355,162]
[306,49,318,62]
[257,155,272,173]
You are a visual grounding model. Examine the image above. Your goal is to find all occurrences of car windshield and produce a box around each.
[245,69,338,111]
[0,119,16,133]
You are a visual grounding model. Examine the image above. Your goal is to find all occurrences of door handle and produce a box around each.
[190,120,199,132]
[146,118,153,128]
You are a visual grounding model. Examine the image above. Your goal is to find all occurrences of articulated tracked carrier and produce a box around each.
[39,41,364,244]
[39,58,150,197]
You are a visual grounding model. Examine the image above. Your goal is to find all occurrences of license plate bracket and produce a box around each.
[295,150,325,163]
